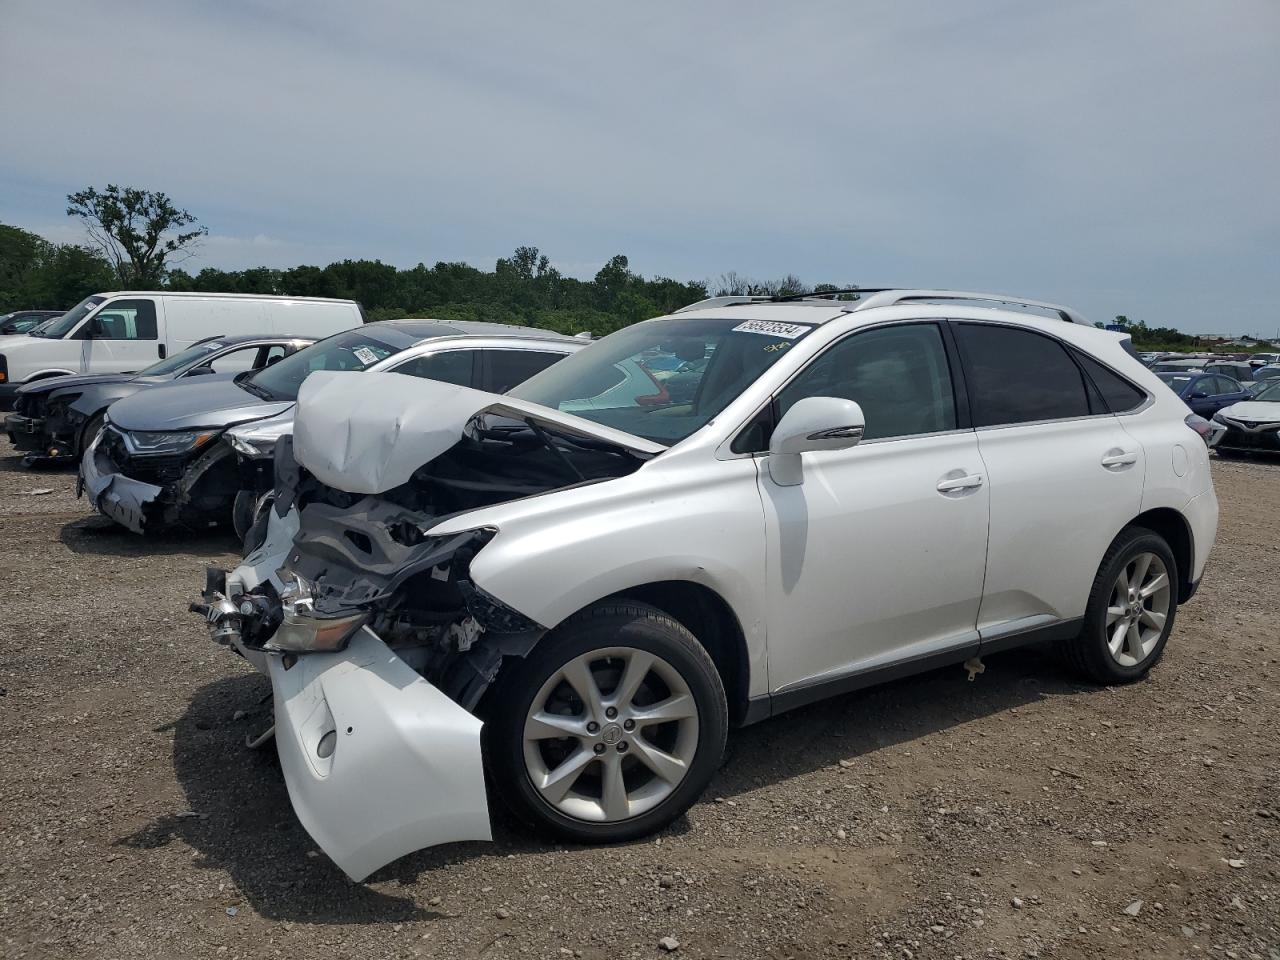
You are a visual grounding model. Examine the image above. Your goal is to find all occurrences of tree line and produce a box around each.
[0,184,1265,348]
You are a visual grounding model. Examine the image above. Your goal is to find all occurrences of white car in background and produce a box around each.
[197,288,1218,880]
[1208,378,1280,456]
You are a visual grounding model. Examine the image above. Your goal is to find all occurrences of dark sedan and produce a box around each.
[1155,371,1251,418]
[5,335,313,462]
[0,309,65,335]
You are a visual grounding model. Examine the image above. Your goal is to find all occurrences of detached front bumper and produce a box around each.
[78,430,165,534]
[269,626,491,881]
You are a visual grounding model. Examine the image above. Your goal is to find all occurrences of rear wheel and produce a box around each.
[1061,527,1177,684]
[485,601,727,843]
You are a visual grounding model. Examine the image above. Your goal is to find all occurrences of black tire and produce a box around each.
[484,601,728,844]
[232,489,258,544]
[1060,526,1178,684]
[77,412,106,458]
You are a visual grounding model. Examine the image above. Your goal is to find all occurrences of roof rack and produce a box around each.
[848,289,1092,326]
[673,295,773,314]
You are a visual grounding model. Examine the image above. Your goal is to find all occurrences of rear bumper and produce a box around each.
[268,626,491,881]
[1183,487,1218,588]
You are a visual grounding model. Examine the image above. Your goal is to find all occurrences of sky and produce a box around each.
[1,0,1277,336]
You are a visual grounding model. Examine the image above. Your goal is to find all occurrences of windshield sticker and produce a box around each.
[352,346,380,366]
[731,319,812,339]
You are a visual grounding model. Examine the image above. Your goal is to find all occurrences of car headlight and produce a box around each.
[225,410,293,458]
[122,429,218,456]
[266,574,367,653]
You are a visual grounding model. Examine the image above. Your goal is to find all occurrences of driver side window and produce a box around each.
[776,323,957,442]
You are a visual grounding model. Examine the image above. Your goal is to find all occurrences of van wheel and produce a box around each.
[484,601,727,843]
[1061,526,1178,684]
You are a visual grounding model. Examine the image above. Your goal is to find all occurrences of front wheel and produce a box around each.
[1060,526,1178,684]
[484,601,727,843]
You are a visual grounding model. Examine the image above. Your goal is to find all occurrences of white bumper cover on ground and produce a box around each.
[268,626,491,881]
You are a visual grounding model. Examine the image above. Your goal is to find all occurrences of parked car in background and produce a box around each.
[1254,365,1280,383]
[5,335,315,462]
[80,320,582,536]
[1205,361,1256,383]
[1209,380,1280,456]
[1250,353,1280,366]
[1151,359,1207,374]
[0,309,65,336]
[0,291,363,410]
[194,288,1217,880]
[1155,372,1250,418]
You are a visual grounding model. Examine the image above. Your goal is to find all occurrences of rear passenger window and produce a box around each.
[954,324,1089,427]
[484,350,566,393]
[1074,353,1147,413]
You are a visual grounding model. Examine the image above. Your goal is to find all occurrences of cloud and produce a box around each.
[0,0,1276,333]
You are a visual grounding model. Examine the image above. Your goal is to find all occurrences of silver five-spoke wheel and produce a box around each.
[522,647,700,823]
[1105,551,1171,667]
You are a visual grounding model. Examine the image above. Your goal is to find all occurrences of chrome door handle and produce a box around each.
[936,473,985,493]
[1100,450,1139,469]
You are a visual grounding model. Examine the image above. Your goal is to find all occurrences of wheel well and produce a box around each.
[603,581,751,727]
[1129,508,1194,603]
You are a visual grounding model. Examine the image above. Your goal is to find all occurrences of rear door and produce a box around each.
[952,322,1147,644]
[78,298,164,374]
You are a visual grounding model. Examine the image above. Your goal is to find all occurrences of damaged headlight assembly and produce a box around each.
[122,428,218,456]
[269,573,369,653]
[225,410,294,458]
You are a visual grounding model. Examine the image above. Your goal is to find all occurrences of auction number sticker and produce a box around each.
[352,346,380,366]
[732,319,812,339]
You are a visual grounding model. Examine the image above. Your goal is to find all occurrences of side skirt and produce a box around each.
[742,618,1082,725]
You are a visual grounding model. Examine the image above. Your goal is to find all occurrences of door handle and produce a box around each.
[1100,449,1138,469]
[936,473,984,493]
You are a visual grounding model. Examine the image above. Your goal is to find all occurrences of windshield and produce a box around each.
[1157,374,1194,392]
[33,296,105,338]
[135,339,227,377]
[1255,382,1280,402]
[508,316,817,444]
[243,327,405,401]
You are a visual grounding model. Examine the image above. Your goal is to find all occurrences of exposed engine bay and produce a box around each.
[194,410,650,711]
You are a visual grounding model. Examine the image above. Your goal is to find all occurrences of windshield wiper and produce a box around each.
[236,374,275,401]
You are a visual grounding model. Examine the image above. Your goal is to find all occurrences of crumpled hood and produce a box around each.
[1217,400,1280,423]
[107,375,293,432]
[294,371,665,495]
[17,372,137,397]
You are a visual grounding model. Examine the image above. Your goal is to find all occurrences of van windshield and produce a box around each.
[32,296,106,338]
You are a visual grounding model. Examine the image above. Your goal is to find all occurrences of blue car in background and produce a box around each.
[1156,371,1251,417]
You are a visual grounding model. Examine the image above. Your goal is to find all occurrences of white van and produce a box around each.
[0,292,364,409]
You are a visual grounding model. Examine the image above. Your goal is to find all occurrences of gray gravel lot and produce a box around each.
[1,449,1278,959]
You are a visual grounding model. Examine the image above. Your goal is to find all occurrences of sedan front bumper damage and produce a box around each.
[78,430,165,534]
[269,625,491,881]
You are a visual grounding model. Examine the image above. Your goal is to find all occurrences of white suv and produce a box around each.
[200,289,1218,880]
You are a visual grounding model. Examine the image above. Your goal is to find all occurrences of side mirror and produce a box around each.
[186,365,215,376]
[768,396,865,486]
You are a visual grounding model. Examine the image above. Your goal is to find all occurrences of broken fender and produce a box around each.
[269,626,491,881]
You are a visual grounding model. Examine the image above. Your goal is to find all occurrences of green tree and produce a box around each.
[66,185,207,287]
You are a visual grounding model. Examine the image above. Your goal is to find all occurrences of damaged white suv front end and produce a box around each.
[193,371,665,880]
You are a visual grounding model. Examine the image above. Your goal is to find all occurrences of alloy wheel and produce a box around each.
[522,646,700,823]
[1105,552,1172,667]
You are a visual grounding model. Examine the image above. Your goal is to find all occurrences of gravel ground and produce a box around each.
[2,448,1278,960]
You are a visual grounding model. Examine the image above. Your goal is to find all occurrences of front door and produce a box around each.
[757,322,989,696]
[79,298,162,374]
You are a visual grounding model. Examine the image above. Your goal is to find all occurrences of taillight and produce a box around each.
[635,363,672,406]
[0,353,7,383]
[1185,413,1212,446]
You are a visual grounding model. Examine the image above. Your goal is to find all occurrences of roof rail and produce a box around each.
[849,289,1092,326]
[673,295,772,314]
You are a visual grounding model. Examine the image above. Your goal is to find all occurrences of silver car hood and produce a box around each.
[1217,400,1280,422]
[293,371,666,494]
